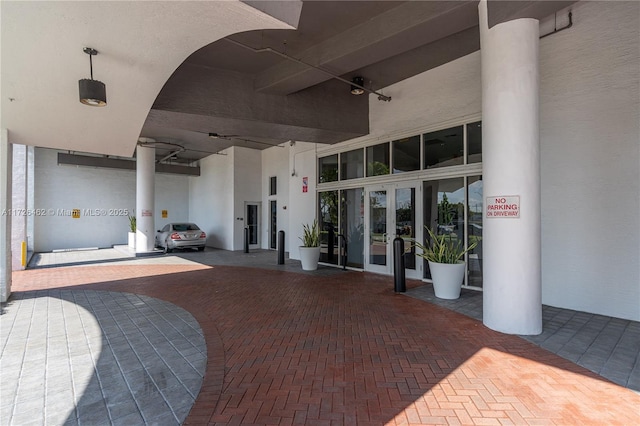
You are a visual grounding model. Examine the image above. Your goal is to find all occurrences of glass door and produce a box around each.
[394,185,420,279]
[366,187,389,274]
[269,201,277,249]
[365,183,421,278]
[245,202,260,249]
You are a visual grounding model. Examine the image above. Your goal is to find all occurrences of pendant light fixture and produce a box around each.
[79,47,107,107]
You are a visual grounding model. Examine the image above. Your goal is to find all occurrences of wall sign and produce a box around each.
[302,177,308,193]
[162,210,168,218]
[72,209,80,219]
[486,195,520,218]
[141,209,152,217]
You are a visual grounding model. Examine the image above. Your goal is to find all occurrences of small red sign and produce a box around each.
[302,177,308,193]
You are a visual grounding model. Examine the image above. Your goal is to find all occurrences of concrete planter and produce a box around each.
[128,232,136,249]
[428,260,465,299]
[299,246,320,271]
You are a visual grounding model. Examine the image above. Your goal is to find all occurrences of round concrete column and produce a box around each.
[479,0,542,335]
[136,143,155,253]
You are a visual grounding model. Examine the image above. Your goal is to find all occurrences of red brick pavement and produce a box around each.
[12,265,640,425]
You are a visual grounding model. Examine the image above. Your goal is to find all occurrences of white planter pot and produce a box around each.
[299,246,321,271]
[428,260,465,299]
[128,232,136,249]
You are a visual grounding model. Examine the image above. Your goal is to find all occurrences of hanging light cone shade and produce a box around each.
[79,78,107,106]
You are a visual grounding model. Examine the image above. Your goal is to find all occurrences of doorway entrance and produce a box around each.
[364,183,422,279]
[269,200,277,249]
[245,202,261,249]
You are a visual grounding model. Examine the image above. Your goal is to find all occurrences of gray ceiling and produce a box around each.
[141,0,574,165]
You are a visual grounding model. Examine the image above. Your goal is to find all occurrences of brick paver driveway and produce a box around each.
[11,263,640,425]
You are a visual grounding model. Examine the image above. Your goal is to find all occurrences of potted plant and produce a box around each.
[127,215,136,249]
[299,219,321,271]
[413,227,478,299]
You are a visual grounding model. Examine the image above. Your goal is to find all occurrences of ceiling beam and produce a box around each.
[487,1,577,28]
[150,64,369,144]
[252,1,479,96]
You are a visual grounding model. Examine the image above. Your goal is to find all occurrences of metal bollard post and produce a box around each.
[327,228,335,263]
[244,227,249,253]
[393,237,406,293]
[277,230,285,264]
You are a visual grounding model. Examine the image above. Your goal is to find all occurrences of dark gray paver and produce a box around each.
[0,290,206,425]
[406,283,640,393]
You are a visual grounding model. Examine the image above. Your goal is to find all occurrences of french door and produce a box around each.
[365,183,421,279]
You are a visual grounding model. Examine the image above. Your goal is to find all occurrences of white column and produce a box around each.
[1,129,13,302]
[136,143,155,253]
[26,146,35,252]
[11,144,27,271]
[479,0,542,335]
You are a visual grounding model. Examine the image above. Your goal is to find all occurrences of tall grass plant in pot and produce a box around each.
[299,220,321,271]
[413,227,478,299]
[127,215,136,249]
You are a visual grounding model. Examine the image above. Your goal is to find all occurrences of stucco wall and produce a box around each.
[189,149,234,250]
[233,147,263,251]
[261,144,291,251]
[34,148,189,252]
[539,1,639,320]
[287,142,318,260]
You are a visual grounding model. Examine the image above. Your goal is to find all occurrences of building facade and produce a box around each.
[3,1,639,330]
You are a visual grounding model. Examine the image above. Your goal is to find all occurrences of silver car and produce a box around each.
[156,223,206,253]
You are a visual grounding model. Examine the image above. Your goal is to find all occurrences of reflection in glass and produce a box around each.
[392,136,420,173]
[369,190,387,265]
[467,121,482,164]
[340,148,364,180]
[467,176,483,287]
[395,188,415,270]
[342,188,364,268]
[319,191,339,264]
[423,178,465,279]
[318,155,338,183]
[247,204,258,244]
[424,126,464,169]
[366,143,390,177]
[269,200,277,249]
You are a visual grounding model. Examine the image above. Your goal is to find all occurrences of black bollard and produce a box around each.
[393,237,406,293]
[327,227,335,263]
[277,230,285,264]
[244,227,249,253]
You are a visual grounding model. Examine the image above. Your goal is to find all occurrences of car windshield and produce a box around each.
[172,224,200,231]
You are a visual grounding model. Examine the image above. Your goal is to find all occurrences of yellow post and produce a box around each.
[21,241,27,267]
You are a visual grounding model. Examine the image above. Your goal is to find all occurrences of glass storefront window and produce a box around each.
[467,176,483,287]
[318,155,338,183]
[366,143,390,177]
[319,191,339,264]
[392,136,420,173]
[423,178,465,279]
[340,148,364,180]
[467,121,482,164]
[424,126,464,169]
[369,190,387,265]
[342,188,364,268]
[395,187,416,270]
